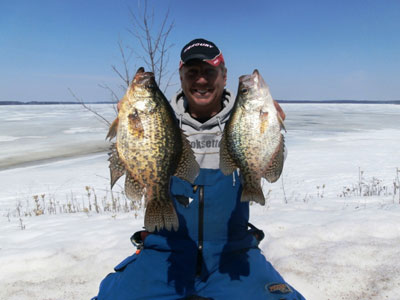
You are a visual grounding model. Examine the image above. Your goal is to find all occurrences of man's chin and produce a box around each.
[192,98,215,107]
[190,93,216,104]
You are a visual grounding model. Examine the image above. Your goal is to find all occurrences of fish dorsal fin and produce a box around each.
[174,131,199,184]
[263,135,285,183]
[106,118,119,140]
[219,134,238,175]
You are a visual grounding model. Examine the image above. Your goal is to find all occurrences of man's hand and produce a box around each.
[273,100,285,121]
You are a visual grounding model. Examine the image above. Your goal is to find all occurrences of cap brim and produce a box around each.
[182,54,210,63]
[180,54,224,70]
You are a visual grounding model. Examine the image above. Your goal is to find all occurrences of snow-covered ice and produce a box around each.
[1,103,400,299]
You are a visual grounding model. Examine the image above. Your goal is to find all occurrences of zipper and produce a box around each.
[196,185,204,276]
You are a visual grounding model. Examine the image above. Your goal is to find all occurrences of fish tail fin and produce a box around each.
[145,196,178,232]
[241,185,265,205]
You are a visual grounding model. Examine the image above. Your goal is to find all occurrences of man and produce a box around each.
[93,38,305,300]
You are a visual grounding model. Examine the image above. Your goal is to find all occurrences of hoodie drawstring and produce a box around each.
[178,114,183,129]
[216,116,223,133]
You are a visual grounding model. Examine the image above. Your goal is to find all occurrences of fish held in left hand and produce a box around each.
[106,67,199,232]
[219,69,285,205]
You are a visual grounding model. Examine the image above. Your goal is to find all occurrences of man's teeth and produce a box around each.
[196,89,208,94]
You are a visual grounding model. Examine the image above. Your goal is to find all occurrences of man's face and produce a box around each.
[180,60,227,118]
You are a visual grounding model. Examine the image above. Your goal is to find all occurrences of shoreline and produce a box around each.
[0,148,108,172]
[1,100,400,105]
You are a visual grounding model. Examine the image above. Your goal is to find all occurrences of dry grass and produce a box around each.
[7,185,144,230]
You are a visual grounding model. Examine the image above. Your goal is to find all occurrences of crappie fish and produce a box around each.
[106,67,199,232]
[220,69,285,205]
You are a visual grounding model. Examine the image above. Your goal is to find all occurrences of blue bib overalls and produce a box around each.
[93,169,305,300]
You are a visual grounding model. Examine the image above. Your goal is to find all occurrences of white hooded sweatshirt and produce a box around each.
[170,89,235,170]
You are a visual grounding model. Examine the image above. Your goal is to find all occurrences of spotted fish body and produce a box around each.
[107,68,199,232]
[220,69,285,205]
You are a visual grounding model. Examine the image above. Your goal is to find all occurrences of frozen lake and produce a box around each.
[1,103,400,169]
[1,103,400,300]
[0,104,117,169]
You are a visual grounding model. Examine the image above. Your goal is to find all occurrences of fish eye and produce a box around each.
[241,88,249,94]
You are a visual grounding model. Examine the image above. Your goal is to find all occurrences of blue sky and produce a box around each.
[1,0,399,102]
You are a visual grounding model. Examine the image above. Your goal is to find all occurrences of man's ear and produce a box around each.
[179,69,184,87]
[179,69,183,82]
[223,68,227,86]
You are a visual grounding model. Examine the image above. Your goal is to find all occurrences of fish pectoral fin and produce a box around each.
[260,111,269,134]
[174,132,200,183]
[106,118,119,140]
[263,135,285,183]
[108,143,126,188]
[128,109,144,139]
[124,173,144,202]
[145,197,178,232]
[219,134,238,175]
[278,114,287,132]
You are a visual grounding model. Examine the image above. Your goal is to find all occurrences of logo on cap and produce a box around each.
[183,42,214,53]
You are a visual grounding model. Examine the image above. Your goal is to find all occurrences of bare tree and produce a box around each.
[69,88,112,126]
[73,0,175,122]
[97,38,134,116]
[127,0,175,93]
[111,38,133,90]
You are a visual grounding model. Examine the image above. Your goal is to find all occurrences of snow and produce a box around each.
[1,103,400,299]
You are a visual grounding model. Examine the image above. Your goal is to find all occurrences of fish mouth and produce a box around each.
[136,73,154,84]
[239,74,253,85]
[133,67,155,85]
[239,69,267,91]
